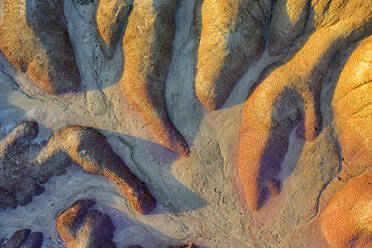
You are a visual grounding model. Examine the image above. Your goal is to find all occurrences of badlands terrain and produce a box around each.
[0,0,371,247]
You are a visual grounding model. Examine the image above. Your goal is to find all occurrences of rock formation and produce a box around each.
[120,0,189,157]
[0,122,155,214]
[0,0,80,94]
[318,34,372,248]
[38,125,156,215]
[237,0,372,211]
[194,0,268,110]
[0,121,68,208]
[321,169,372,248]
[0,0,371,247]
[269,0,309,55]
[56,199,115,248]
[332,35,372,180]
[95,0,133,59]
[2,229,43,248]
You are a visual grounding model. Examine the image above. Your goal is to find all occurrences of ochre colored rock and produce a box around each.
[0,0,80,94]
[38,126,156,215]
[95,0,133,59]
[194,0,266,110]
[56,199,116,248]
[237,0,372,211]
[321,169,372,248]
[332,35,372,179]
[120,0,189,157]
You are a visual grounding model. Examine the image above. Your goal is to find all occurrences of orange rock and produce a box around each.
[38,126,156,215]
[332,35,372,179]
[321,169,372,248]
[237,0,372,211]
[194,0,266,110]
[56,199,116,248]
[0,0,80,95]
[95,0,133,59]
[120,0,189,157]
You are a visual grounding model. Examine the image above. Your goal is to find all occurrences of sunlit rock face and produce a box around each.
[0,0,371,247]
[0,0,81,95]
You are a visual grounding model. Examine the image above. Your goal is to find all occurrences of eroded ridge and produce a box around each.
[120,0,190,157]
[0,0,80,95]
[37,126,156,215]
[332,35,372,180]
[95,0,133,59]
[194,0,269,110]
[0,122,155,214]
[321,169,372,248]
[56,199,116,248]
[237,0,372,211]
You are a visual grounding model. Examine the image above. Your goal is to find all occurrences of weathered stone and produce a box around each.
[95,0,133,59]
[321,169,372,248]
[0,122,69,209]
[332,35,372,180]
[56,199,115,248]
[3,229,30,248]
[38,126,156,215]
[237,0,372,211]
[23,232,43,248]
[194,0,267,110]
[120,0,189,157]
[0,0,80,94]
[269,0,309,55]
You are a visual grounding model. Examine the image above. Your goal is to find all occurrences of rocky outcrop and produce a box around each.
[319,34,372,248]
[0,0,80,94]
[332,35,372,180]
[95,0,133,59]
[194,0,268,110]
[2,229,43,248]
[0,122,155,214]
[269,0,309,55]
[56,199,115,248]
[321,169,372,248]
[37,125,156,215]
[0,121,69,208]
[237,0,372,211]
[0,121,38,159]
[120,0,189,157]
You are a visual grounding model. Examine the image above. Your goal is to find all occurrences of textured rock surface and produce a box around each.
[321,169,372,248]
[95,0,133,59]
[56,199,115,248]
[0,121,69,208]
[2,229,43,248]
[120,0,189,157]
[237,0,372,211]
[38,125,156,215]
[0,0,371,247]
[0,0,80,95]
[332,35,372,181]
[0,122,155,214]
[194,0,267,110]
[269,0,309,55]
